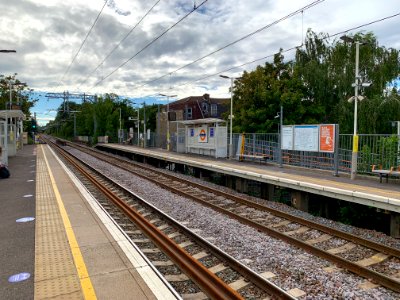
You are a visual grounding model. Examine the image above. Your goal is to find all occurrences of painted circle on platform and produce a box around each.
[23,194,33,198]
[16,217,35,223]
[8,272,31,283]
[199,129,207,141]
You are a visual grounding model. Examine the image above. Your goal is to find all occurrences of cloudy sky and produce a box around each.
[0,0,399,124]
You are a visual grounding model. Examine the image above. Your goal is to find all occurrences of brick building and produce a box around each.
[157,94,229,148]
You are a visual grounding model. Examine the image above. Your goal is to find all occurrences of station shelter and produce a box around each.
[0,110,26,165]
[175,118,227,158]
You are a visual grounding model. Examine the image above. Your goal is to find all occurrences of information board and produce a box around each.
[281,125,294,150]
[294,125,319,151]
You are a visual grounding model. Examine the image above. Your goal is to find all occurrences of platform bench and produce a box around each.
[238,154,270,164]
[372,165,400,183]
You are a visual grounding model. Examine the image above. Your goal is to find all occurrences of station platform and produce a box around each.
[97,144,400,214]
[0,144,177,300]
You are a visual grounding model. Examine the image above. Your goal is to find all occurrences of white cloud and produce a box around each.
[1,0,399,103]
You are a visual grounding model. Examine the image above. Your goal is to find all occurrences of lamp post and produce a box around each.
[159,93,177,151]
[340,35,370,180]
[220,75,241,158]
[69,110,81,138]
[143,102,146,148]
[275,106,283,167]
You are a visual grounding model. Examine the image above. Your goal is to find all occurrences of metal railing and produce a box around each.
[123,131,399,175]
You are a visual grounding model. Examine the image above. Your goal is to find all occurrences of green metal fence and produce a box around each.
[234,133,399,174]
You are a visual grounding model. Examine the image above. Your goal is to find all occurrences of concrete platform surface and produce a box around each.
[1,143,178,300]
[0,144,36,300]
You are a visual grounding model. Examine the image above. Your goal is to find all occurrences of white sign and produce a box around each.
[294,125,319,151]
[281,126,294,150]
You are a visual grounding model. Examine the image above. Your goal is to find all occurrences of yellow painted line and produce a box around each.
[41,146,97,300]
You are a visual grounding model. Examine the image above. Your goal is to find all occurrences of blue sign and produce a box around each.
[210,127,214,137]
[190,128,194,137]
[16,217,35,223]
[8,272,31,283]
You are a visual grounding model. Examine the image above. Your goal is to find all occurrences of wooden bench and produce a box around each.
[372,165,400,183]
[238,154,270,164]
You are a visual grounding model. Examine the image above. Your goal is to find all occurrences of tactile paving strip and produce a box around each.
[34,145,84,299]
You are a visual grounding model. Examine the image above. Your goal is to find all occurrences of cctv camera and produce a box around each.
[361,82,372,87]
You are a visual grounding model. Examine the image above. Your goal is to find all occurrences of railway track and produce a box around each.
[44,136,293,299]
[52,138,400,295]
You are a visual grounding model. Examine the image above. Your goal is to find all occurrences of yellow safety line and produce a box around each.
[41,146,97,300]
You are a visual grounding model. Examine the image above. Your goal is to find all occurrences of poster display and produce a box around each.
[294,125,319,151]
[319,124,335,152]
[281,126,294,150]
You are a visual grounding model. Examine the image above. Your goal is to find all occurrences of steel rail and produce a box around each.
[62,142,400,293]
[48,140,244,300]
[126,169,400,293]
[50,138,400,293]
[72,141,400,258]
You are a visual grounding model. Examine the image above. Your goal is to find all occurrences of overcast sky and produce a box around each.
[1,0,399,123]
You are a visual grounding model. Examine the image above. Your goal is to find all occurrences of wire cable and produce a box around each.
[90,0,209,89]
[138,0,324,88]
[176,12,400,89]
[60,0,109,86]
[77,0,162,89]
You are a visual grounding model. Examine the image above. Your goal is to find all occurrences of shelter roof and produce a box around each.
[175,118,226,125]
[0,110,26,120]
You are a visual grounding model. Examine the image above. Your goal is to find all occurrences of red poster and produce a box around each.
[319,124,335,152]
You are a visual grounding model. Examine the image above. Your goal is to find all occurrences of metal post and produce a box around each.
[333,124,340,176]
[119,107,122,143]
[397,121,400,165]
[229,78,233,158]
[167,98,170,151]
[74,113,76,138]
[157,104,160,147]
[351,42,360,180]
[9,81,12,110]
[279,105,283,167]
[143,102,146,148]
[137,109,140,146]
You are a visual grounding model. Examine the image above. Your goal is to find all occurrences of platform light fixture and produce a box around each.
[220,75,241,158]
[159,93,177,151]
[340,35,371,180]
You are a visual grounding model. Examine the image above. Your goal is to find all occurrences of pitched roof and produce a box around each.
[167,94,229,107]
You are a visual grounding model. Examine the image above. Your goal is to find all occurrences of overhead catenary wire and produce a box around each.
[59,0,109,87]
[138,0,325,89]
[89,0,209,90]
[175,12,400,89]
[77,0,162,89]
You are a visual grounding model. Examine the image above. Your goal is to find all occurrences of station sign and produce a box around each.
[198,126,208,143]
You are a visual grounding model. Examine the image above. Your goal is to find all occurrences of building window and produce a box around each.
[186,107,192,119]
[201,102,208,112]
[211,104,217,116]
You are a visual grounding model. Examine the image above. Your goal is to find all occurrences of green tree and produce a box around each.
[295,30,400,133]
[0,74,37,120]
[232,52,307,133]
